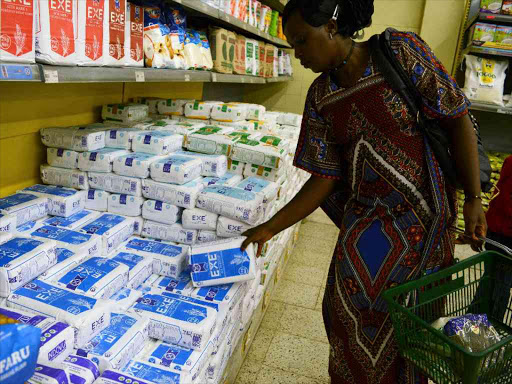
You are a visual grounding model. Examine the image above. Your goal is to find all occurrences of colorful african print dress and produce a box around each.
[293,32,468,384]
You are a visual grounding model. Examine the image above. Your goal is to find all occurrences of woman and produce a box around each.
[241,0,487,383]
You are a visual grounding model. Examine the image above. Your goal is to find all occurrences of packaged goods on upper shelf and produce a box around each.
[0,213,16,233]
[245,38,257,76]
[31,225,101,258]
[41,126,106,152]
[47,148,79,169]
[0,237,57,297]
[102,0,128,67]
[42,210,100,231]
[108,194,145,217]
[211,103,248,122]
[183,126,239,156]
[201,172,243,188]
[0,0,35,64]
[142,200,183,225]
[463,55,509,106]
[157,99,194,116]
[173,150,228,178]
[495,25,512,44]
[142,220,198,245]
[35,0,78,65]
[79,213,135,255]
[21,184,86,218]
[85,190,110,212]
[123,236,189,278]
[102,104,149,124]
[78,149,131,173]
[265,43,276,77]
[39,247,89,281]
[469,23,496,44]
[259,42,266,77]
[0,193,48,227]
[113,153,167,178]
[216,216,254,238]
[88,172,143,197]
[110,251,153,289]
[182,208,219,231]
[6,279,111,348]
[234,34,246,75]
[209,26,235,74]
[259,5,272,32]
[185,29,213,71]
[231,135,289,169]
[150,155,203,185]
[142,178,204,209]
[189,237,256,287]
[503,0,512,14]
[480,0,504,13]
[131,131,183,155]
[125,3,144,67]
[62,354,100,384]
[76,0,106,66]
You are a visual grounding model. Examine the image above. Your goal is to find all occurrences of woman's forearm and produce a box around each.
[267,175,338,235]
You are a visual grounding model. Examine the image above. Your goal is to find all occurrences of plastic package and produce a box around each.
[196,230,219,244]
[0,213,16,233]
[201,172,243,188]
[444,314,502,352]
[102,104,149,124]
[173,150,228,177]
[142,178,204,209]
[157,99,194,116]
[42,210,101,230]
[78,149,130,173]
[106,128,148,150]
[211,103,248,122]
[15,216,50,235]
[216,216,254,238]
[0,0,35,64]
[184,101,222,120]
[227,159,246,175]
[131,131,183,155]
[85,190,110,212]
[149,271,194,295]
[47,148,79,169]
[26,361,71,384]
[79,214,135,256]
[162,122,205,135]
[40,127,106,152]
[21,185,86,218]
[108,287,142,311]
[463,55,509,106]
[243,163,283,182]
[62,354,100,384]
[182,208,219,231]
[88,172,142,197]
[76,0,106,66]
[150,155,203,185]
[110,251,153,290]
[107,194,145,217]
[231,135,289,169]
[113,153,165,178]
[39,247,89,281]
[31,225,102,259]
[40,165,89,190]
[142,221,197,245]
[183,126,239,156]
[125,3,144,67]
[209,27,234,74]
[142,200,182,225]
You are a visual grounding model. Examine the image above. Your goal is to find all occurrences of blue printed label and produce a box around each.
[144,135,151,145]
[33,364,69,384]
[191,248,251,281]
[134,294,208,324]
[81,214,125,235]
[24,184,78,197]
[155,201,163,211]
[57,149,64,157]
[237,177,271,193]
[101,370,152,384]
[120,195,127,205]
[55,248,75,263]
[44,210,92,229]
[58,257,121,293]
[110,131,118,139]
[88,190,95,200]
[125,158,134,167]
[89,152,98,161]
[156,273,191,292]
[159,291,220,312]
[0,193,39,210]
[33,226,93,245]
[203,186,257,201]
[0,237,45,267]
[125,238,185,258]
[121,360,182,383]
[163,163,172,173]
[149,344,194,368]
[111,252,144,271]
[65,355,100,382]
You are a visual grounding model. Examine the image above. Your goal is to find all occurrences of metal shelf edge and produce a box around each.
[266,76,293,82]
[470,102,512,115]
[211,73,266,84]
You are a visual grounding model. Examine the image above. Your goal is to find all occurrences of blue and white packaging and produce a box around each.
[107,195,145,217]
[22,185,86,218]
[0,237,57,297]
[88,173,142,197]
[113,153,167,179]
[85,190,110,212]
[15,216,50,235]
[0,193,49,227]
[216,216,253,238]
[0,232,13,244]
[189,237,256,287]
[27,361,71,384]
[79,214,135,256]
[236,177,279,207]
[47,148,80,169]
[142,221,197,245]
[6,279,111,348]
[42,210,101,230]
[108,288,142,311]
[206,338,229,384]
[105,128,145,150]
[200,172,243,188]
[196,186,264,225]
[131,293,217,351]
[0,213,16,233]
[93,369,156,384]
[40,165,89,191]
[51,257,129,300]
[40,127,106,152]
[150,155,203,185]
[123,360,189,384]
[182,208,218,231]
[0,306,74,364]
[132,216,144,236]
[142,200,182,225]
[62,354,100,384]
[139,339,213,383]
[76,312,149,373]
[123,237,189,278]
[191,282,245,315]
[142,178,204,209]
[31,226,101,258]
[39,248,89,281]
[149,271,194,296]
[110,251,153,290]
[132,131,183,156]
[196,230,218,244]
[78,149,131,173]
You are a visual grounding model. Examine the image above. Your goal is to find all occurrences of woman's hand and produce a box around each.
[241,222,276,257]
[462,198,488,252]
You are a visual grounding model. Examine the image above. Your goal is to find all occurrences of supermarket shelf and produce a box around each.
[211,72,266,84]
[0,63,41,81]
[260,0,288,13]
[462,44,512,58]
[478,12,512,24]
[470,101,512,115]
[143,69,211,82]
[173,0,291,48]
[266,76,293,82]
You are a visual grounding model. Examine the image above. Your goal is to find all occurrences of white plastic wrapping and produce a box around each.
[27,361,71,384]
[142,178,204,209]
[105,128,145,150]
[142,200,182,225]
[183,126,238,156]
[148,271,194,295]
[243,162,284,182]
[182,208,218,230]
[227,159,247,175]
[42,210,101,230]
[216,216,254,238]
[85,190,110,212]
[113,153,167,178]
[157,99,194,116]
[108,194,145,217]
[110,251,153,289]
[276,112,303,127]
[174,150,228,177]
[40,165,89,190]
[142,221,197,245]
[200,173,243,188]
[79,213,135,256]
[0,213,16,233]
[231,135,289,169]
[39,247,89,281]
[108,287,142,311]
[132,131,183,155]
[47,148,79,169]
[162,122,205,135]
[78,148,130,173]
[40,127,106,152]
[31,226,101,258]
[150,155,203,185]
[102,104,149,124]
[21,184,86,218]
[88,172,142,197]
[184,101,221,120]
[211,103,248,122]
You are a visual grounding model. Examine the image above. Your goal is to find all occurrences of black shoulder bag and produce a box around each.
[369,28,492,193]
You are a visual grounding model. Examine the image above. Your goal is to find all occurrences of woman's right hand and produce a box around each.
[241,222,276,257]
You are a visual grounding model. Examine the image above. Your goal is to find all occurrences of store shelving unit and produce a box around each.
[469,101,512,115]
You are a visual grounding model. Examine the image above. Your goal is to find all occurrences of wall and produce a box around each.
[0,82,203,197]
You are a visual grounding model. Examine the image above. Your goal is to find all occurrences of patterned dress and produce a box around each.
[293,32,468,384]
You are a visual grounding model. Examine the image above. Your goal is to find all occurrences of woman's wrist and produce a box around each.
[464,194,482,203]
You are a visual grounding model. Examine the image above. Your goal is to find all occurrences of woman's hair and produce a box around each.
[283,0,374,39]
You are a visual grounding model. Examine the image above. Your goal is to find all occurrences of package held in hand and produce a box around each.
[142,221,197,245]
[157,99,195,116]
[39,247,89,281]
[0,306,74,364]
[174,150,228,177]
[40,127,106,152]
[149,271,194,295]
[76,311,149,373]
[182,208,218,230]
[62,354,100,384]
[0,193,48,227]
[108,194,145,217]
[142,200,182,225]
[196,185,264,225]
[31,225,101,258]
[88,172,142,197]
[124,236,189,278]
[102,104,149,124]
[78,149,130,173]
[216,216,253,238]
[201,172,243,188]
[113,153,166,178]
[85,190,110,212]
[189,237,256,287]
[79,214,135,255]
[0,213,16,233]
[105,128,145,150]
[42,210,101,230]
[110,251,153,289]
[142,178,204,209]
[131,293,216,350]
[47,148,79,169]
[150,155,203,185]
[0,237,57,297]
[132,131,183,155]
[21,184,86,218]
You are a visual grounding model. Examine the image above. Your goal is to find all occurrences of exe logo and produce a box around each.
[50,0,73,13]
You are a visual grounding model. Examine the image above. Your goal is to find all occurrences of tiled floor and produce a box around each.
[235,209,479,384]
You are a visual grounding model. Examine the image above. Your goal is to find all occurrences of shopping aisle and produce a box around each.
[235,209,337,384]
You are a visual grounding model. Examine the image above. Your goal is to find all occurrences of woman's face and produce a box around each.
[284,10,335,73]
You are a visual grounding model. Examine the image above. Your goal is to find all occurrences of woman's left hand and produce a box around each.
[462,198,488,252]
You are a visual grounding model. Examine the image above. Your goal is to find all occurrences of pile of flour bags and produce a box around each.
[0,100,308,384]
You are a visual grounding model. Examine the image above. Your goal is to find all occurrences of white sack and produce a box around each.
[40,165,89,190]
[182,208,218,230]
[227,159,246,175]
[105,128,144,150]
[108,287,142,311]
[62,354,100,384]
[85,190,110,212]
[30,225,101,257]
[113,152,166,178]
[142,200,182,225]
[174,150,228,177]
[201,173,243,188]
[276,112,302,127]
[107,194,145,217]
[142,179,204,209]
[183,126,238,156]
[79,213,135,255]
[0,213,16,233]
[88,172,142,197]
[42,210,101,230]
[211,103,247,122]
[196,230,218,244]
[142,221,197,245]
[102,104,149,124]
[40,127,106,152]
[149,271,194,296]
[157,99,194,116]
[216,216,253,238]
[132,131,183,155]
[184,101,221,120]
[47,148,79,169]
[21,184,86,218]
[27,361,71,384]
[243,162,284,182]
[150,155,203,185]
[78,148,130,173]
[110,251,153,289]
[39,247,89,281]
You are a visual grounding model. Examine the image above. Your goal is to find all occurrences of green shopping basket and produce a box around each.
[382,251,512,384]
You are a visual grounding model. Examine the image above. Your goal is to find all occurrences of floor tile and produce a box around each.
[255,365,326,384]
[289,248,332,269]
[235,358,263,384]
[246,327,276,362]
[264,333,330,381]
[279,304,328,343]
[260,300,286,330]
[315,286,325,312]
[282,263,326,287]
[273,279,320,309]
[299,222,339,240]
[293,235,335,256]
[303,209,334,226]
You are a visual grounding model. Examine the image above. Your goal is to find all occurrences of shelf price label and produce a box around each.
[44,69,59,83]
[212,73,217,82]
[135,71,145,82]
[184,74,191,82]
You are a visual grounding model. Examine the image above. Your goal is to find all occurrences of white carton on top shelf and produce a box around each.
[110,250,153,289]
[102,104,149,124]
[0,214,16,233]
[113,152,166,178]
[42,209,100,230]
[201,173,243,188]
[88,172,142,197]
[78,148,130,173]
[6,279,111,348]
[40,165,89,190]
[105,128,145,150]
[0,0,35,63]
[77,0,107,66]
[0,237,57,297]
[182,208,218,231]
[142,178,204,209]
[108,194,145,217]
[85,190,110,212]
[125,2,144,67]
[150,155,203,185]
[31,225,101,258]
[22,184,86,217]
[41,126,106,152]
[142,220,197,245]
[63,354,100,384]
[0,193,48,227]
[157,99,194,116]
[174,150,228,177]
[39,247,89,281]
[35,0,78,65]
[79,213,135,255]
[216,216,254,238]
[132,131,183,156]
[142,200,182,225]
[104,0,127,67]
[47,148,79,169]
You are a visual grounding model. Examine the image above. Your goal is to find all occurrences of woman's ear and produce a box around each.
[325,19,339,40]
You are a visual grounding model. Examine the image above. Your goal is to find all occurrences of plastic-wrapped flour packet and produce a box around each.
[182,208,218,230]
[62,354,100,384]
[142,179,204,209]
[21,185,86,218]
[85,190,110,212]
[148,271,194,296]
[0,193,49,228]
[107,194,145,217]
[142,221,197,245]
[142,200,182,225]
[113,153,167,179]
[47,148,80,169]
[79,214,135,255]
[78,149,131,173]
[196,230,219,244]
[27,361,71,384]
[150,155,203,185]
[109,251,153,290]
[132,131,183,156]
